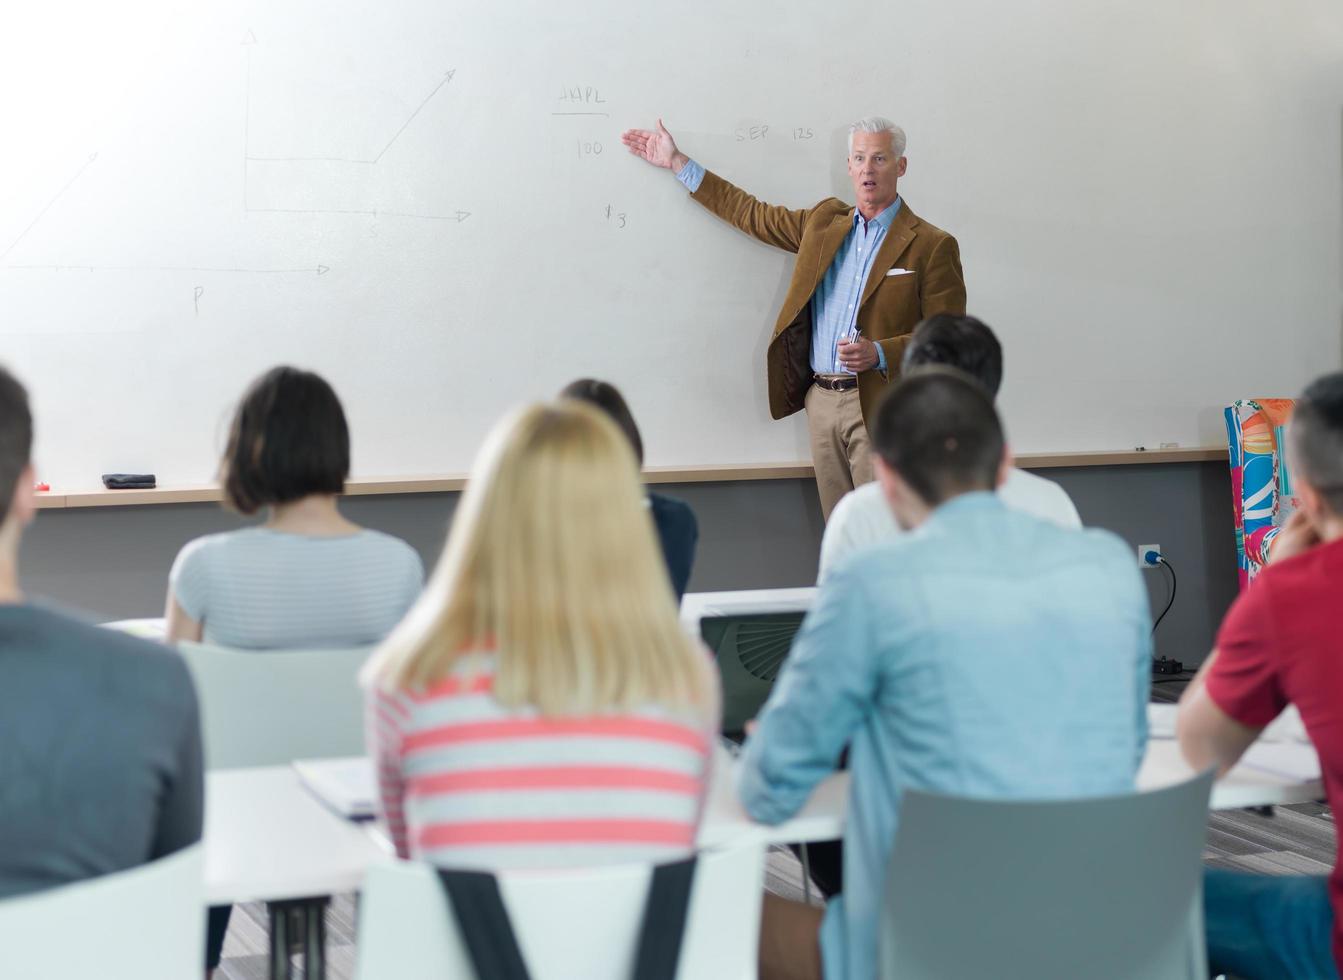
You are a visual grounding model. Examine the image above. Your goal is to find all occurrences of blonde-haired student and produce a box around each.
[362,401,719,868]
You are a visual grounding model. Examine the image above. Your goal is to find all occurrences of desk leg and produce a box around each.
[266,896,329,980]
[268,902,290,980]
[302,899,327,979]
[799,843,813,905]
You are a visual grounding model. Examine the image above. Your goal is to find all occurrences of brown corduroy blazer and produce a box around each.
[690,170,967,428]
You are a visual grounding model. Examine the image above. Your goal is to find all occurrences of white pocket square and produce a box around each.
[885,268,915,277]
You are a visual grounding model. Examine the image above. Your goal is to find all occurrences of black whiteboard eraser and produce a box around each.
[101,473,157,489]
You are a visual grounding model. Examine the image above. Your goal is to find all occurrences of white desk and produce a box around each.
[206,767,390,980]
[697,738,1324,848]
[206,737,1324,902]
[202,738,1321,976]
[206,767,389,905]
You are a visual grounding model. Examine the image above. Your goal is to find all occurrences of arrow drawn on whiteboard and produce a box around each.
[1,153,99,261]
[371,68,456,164]
[244,59,458,166]
[240,38,466,222]
[242,29,256,208]
[1,263,330,276]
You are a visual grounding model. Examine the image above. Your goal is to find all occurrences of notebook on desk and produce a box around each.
[1238,742,1323,783]
[1147,703,1310,744]
[293,757,377,820]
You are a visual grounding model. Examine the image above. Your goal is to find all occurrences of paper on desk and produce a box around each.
[101,617,168,642]
[1147,703,1309,744]
[293,757,377,820]
[1237,741,1322,782]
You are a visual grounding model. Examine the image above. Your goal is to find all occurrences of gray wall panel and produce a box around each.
[20,462,1237,666]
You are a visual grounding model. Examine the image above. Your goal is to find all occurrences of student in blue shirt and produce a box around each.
[740,367,1151,980]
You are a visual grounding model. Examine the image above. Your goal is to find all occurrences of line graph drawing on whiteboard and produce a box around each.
[0,153,99,263]
[241,30,470,224]
[0,150,332,282]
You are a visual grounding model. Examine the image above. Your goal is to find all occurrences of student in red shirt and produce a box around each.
[1179,372,1343,979]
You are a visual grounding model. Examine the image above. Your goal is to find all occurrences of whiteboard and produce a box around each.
[2,1,1340,487]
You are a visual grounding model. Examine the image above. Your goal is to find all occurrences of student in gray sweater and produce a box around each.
[0,365,203,899]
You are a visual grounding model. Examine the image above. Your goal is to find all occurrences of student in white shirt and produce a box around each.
[820,315,1081,579]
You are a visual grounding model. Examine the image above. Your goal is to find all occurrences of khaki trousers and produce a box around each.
[805,382,873,520]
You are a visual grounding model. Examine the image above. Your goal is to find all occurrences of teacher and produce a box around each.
[621,117,967,519]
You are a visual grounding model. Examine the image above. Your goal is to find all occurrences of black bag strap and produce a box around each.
[630,856,699,980]
[437,855,700,980]
[437,869,532,980]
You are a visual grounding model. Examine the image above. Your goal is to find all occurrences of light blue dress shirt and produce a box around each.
[738,492,1151,980]
[676,159,898,374]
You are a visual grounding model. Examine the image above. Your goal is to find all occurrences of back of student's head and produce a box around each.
[0,365,33,523]
[558,378,644,464]
[873,366,1005,505]
[1290,372,1343,516]
[364,401,709,717]
[221,366,350,515]
[901,314,1004,398]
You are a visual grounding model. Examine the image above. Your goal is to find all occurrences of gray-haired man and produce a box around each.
[622,116,967,517]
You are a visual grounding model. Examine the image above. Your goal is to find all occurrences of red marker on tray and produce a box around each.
[34,482,50,492]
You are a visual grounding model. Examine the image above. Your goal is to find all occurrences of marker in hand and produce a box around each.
[836,328,872,373]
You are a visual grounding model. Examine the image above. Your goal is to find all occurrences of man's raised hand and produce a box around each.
[620,118,688,172]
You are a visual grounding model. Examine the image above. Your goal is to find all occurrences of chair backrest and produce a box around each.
[178,641,371,768]
[1225,398,1297,588]
[355,842,765,980]
[699,611,805,737]
[0,844,203,980]
[880,772,1214,980]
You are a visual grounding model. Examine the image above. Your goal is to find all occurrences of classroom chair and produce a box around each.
[1225,398,1297,589]
[178,641,372,768]
[354,841,766,980]
[878,771,1214,980]
[0,844,203,980]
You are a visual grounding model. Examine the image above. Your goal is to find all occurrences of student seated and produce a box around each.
[739,368,1151,980]
[1179,372,1343,979]
[0,365,203,899]
[559,378,699,601]
[363,401,718,869]
[165,365,424,649]
[163,366,423,974]
[820,314,1080,579]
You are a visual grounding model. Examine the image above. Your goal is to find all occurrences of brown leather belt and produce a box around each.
[813,374,858,392]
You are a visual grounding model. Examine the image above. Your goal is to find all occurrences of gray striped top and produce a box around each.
[169,527,424,649]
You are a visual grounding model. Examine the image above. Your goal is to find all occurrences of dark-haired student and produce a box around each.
[739,368,1151,980]
[559,378,699,600]
[166,365,423,649]
[1179,373,1343,979]
[0,366,203,902]
[820,314,1080,578]
[164,366,423,974]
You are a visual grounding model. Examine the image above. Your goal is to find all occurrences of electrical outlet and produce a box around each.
[1138,544,1162,568]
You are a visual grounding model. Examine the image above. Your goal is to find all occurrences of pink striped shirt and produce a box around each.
[367,655,714,869]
